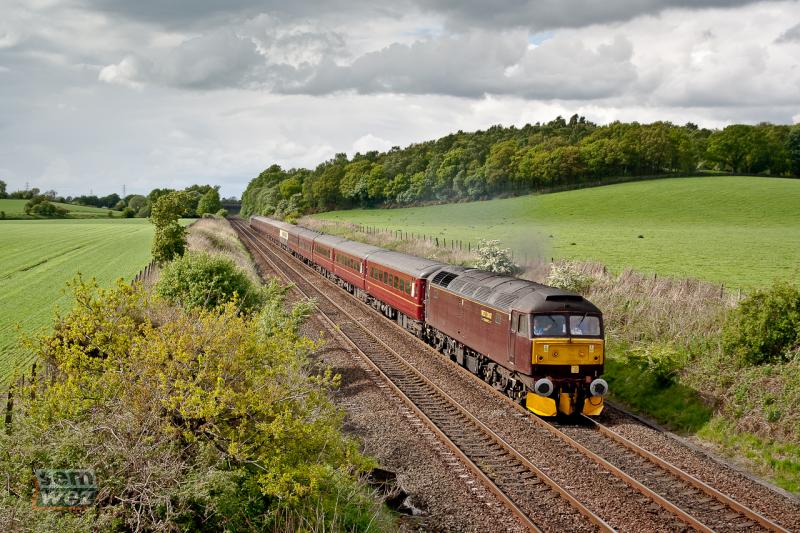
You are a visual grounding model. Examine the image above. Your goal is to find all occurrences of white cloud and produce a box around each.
[1,0,799,199]
[98,55,145,88]
[352,133,394,155]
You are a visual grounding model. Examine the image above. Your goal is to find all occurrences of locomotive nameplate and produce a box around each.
[571,365,579,373]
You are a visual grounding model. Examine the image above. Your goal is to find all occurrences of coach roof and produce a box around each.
[314,234,349,248]
[333,239,385,259]
[368,249,445,278]
[293,227,321,241]
[252,216,293,232]
[429,266,601,315]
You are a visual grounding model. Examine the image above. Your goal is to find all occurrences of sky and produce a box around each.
[1,1,799,198]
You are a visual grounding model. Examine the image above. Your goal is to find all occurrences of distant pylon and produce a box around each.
[123,184,126,198]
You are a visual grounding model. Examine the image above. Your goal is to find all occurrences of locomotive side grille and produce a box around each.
[431,271,459,287]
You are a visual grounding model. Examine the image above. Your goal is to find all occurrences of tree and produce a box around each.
[0,179,6,198]
[484,140,517,192]
[788,124,800,177]
[24,196,68,217]
[196,188,222,215]
[127,194,148,215]
[150,191,191,264]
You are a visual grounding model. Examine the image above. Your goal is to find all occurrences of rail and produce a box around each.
[231,218,614,533]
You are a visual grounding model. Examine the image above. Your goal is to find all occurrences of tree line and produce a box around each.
[0,180,232,219]
[241,116,800,220]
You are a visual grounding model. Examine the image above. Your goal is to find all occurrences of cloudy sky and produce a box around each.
[1,0,799,197]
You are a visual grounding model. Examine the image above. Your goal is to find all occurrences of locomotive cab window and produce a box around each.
[532,315,567,336]
[569,315,601,336]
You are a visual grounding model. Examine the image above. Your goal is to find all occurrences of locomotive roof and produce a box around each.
[331,239,385,259]
[367,249,445,278]
[429,266,601,315]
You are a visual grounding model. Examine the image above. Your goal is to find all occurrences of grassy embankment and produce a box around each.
[0,219,156,380]
[307,176,800,492]
[313,176,800,290]
[0,199,119,219]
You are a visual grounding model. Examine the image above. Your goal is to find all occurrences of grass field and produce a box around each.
[0,219,155,380]
[314,176,800,289]
[0,198,118,219]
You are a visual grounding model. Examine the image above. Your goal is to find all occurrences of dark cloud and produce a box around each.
[410,0,768,31]
[99,29,265,89]
[78,0,774,31]
[276,32,637,100]
[78,0,409,28]
[777,22,800,42]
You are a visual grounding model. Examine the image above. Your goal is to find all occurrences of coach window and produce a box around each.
[512,314,519,332]
[495,313,502,325]
[406,281,412,295]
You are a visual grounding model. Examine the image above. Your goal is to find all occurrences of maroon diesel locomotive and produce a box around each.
[250,216,607,416]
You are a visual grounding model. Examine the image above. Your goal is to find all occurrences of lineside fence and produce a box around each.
[302,218,746,305]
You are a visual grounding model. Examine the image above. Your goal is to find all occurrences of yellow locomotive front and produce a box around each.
[525,313,608,417]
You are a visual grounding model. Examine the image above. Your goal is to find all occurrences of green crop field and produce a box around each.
[314,176,800,289]
[0,198,118,219]
[0,219,155,381]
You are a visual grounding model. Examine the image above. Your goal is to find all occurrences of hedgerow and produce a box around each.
[722,282,800,366]
[0,277,390,531]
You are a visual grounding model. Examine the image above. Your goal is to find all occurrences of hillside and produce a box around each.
[313,176,800,289]
[0,198,118,219]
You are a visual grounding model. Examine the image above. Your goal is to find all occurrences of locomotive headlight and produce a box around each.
[589,378,608,397]
[534,378,554,397]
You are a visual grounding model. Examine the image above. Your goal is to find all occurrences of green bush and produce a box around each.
[156,252,264,313]
[24,196,68,217]
[216,208,228,218]
[723,281,800,366]
[0,278,390,531]
[121,207,135,218]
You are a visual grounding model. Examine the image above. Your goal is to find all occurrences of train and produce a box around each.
[250,216,608,417]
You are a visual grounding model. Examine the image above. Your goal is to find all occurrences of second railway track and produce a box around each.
[231,218,794,533]
[233,218,606,532]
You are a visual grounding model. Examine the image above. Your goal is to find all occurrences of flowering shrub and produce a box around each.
[474,239,517,274]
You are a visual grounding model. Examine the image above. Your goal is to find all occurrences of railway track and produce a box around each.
[554,415,789,533]
[231,219,608,532]
[231,218,792,532]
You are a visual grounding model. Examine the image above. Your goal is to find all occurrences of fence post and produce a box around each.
[435,237,439,247]
[4,387,13,432]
